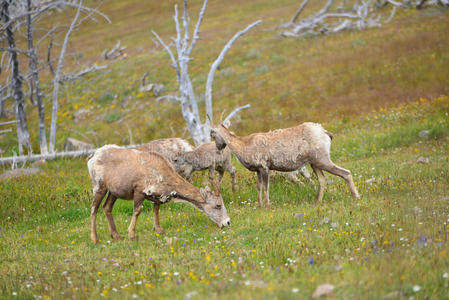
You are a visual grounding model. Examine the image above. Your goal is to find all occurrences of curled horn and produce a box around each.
[209,178,221,196]
[219,109,227,123]
[206,114,213,126]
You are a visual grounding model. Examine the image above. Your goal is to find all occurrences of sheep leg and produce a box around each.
[228,165,236,192]
[154,202,163,234]
[261,169,270,207]
[102,193,121,240]
[90,186,107,244]
[217,170,225,190]
[311,165,326,202]
[128,193,145,240]
[217,170,224,184]
[256,171,263,207]
[208,166,215,181]
[320,163,360,200]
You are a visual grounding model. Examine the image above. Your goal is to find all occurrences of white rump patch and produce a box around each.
[87,144,121,186]
[179,139,194,152]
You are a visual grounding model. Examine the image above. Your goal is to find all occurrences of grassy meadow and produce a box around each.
[1,0,449,299]
[1,97,448,299]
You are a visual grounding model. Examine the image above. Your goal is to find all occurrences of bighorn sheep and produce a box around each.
[210,122,360,206]
[87,145,230,243]
[137,138,194,175]
[174,142,236,192]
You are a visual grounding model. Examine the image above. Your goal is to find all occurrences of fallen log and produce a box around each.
[0,144,141,165]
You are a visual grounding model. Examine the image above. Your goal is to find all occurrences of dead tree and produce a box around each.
[26,0,47,154]
[1,0,110,154]
[102,40,127,60]
[48,0,81,153]
[153,0,261,146]
[280,0,447,37]
[1,0,32,155]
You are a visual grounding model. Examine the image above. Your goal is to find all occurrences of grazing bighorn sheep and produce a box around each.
[137,138,194,176]
[174,142,236,192]
[210,122,360,206]
[87,145,230,243]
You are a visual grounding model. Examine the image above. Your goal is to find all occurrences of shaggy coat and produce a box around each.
[175,142,236,191]
[137,138,193,175]
[211,122,359,206]
[87,145,229,243]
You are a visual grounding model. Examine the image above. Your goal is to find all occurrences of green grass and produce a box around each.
[0,2,448,151]
[1,97,448,299]
[0,0,448,298]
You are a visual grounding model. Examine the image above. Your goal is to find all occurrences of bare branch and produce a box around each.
[0,47,31,56]
[385,6,397,22]
[290,0,310,24]
[0,128,12,134]
[46,31,55,76]
[173,4,183,57]
[186,0,208,56]
[152,30,180,82]
[386,0,408,7]
[0,120,17,126]
[49,0,82,153]
[182,0,190,52]
[36,24,61,47]
[141,71,150,87]
[0,144,142,166]
[103,40,127,60]
[205,20,261,124]
[156,95,182,103]
[1,0,110,32]
[60,64,108,82]
[223,104,251,124]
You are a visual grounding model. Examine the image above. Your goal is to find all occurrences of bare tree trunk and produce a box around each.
[0,87,5,118]
[26,0,48,155]
[2,0,32,155]
[49,0,81,153]
[153,0,260,146]
[204,20,261,127]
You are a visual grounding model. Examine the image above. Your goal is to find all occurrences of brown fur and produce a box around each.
[176,142,236,192]
[87,145,229,243]
[137,138,194,175]
[211,122,359,206]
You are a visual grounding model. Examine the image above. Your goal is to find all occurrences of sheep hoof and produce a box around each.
[154,227,164,235]
[111,233,122,240]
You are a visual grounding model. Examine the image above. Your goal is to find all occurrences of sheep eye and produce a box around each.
[215,204,222,210]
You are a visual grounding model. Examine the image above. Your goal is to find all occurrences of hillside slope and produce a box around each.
[0,0,448,152]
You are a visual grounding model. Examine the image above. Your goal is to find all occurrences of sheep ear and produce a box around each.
[222,119,231,129]
[206,114,214,126]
